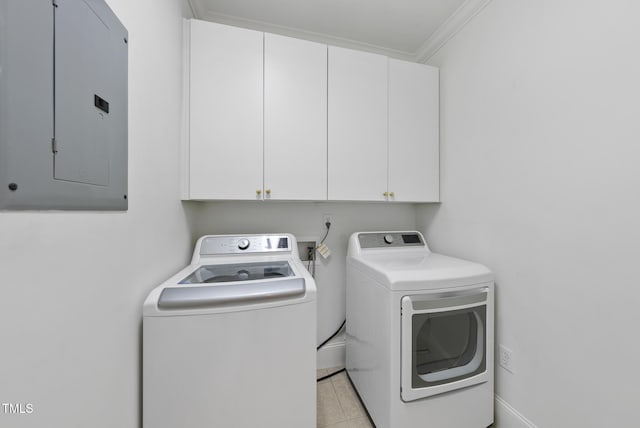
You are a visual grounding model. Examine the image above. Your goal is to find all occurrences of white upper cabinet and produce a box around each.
[388,59,440,202]
[184,20,439,203]
[264,34,327,200]
[187,21,263,200]
[328,46,388,201]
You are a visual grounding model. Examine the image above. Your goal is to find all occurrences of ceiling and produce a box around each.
[188,0,487,61]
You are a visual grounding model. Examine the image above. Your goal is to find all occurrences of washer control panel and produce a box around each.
[200,235,291,255]
[358,232,424,249]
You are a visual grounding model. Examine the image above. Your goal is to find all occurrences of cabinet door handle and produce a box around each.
[383,192,388,197]
[390,192,395,197]
[265,189,271,195]
[256,189,262,195]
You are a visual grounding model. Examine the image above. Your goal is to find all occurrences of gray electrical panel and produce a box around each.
[0,0,128,210]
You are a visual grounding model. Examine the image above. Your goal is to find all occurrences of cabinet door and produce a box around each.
[388,59,439,202]
[328,46,388,201]
[264,34,327,200]
[188,21,263,200]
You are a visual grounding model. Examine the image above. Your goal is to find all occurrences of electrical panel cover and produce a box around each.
[0,0,128,210]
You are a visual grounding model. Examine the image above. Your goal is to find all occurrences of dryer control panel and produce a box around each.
[358,232,425,249]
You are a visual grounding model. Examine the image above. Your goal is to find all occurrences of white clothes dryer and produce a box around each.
[346,231,494,428]
[143,234,316,428]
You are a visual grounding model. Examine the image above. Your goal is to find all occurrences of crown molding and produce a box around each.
[187,0,493,64]
[186,0,200,19]
[191,9,416,61]
[414,0,494,63]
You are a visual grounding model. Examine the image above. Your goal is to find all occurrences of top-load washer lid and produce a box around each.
[158,260,303,310]
[143,233,317,316]
[347,231,493,291]
[158,260,305,310]
[179,261,293,284]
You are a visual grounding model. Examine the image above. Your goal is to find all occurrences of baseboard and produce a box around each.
[316,337,345,370]
[495,395,537,428]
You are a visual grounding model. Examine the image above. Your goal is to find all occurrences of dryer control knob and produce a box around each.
[238,238,250,250]
[384,235,394,244]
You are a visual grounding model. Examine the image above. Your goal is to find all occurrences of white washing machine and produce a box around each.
[143,234,316,428]
[346,231,494,428]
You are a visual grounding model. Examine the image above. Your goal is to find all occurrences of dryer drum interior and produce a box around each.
[411,306,486,388]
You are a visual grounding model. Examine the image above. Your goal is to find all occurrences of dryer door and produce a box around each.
[401,287,489,402]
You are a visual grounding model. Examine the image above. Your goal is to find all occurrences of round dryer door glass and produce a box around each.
[400,289,489,394]
[411,306,486,388]
[412,306,485,388]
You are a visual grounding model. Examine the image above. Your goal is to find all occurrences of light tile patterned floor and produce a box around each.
[317,368,374,428]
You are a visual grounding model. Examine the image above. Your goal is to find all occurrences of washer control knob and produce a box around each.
[238,238,250,250]
[384,234,394,244]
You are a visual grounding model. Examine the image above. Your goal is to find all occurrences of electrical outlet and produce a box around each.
[322,213,332,227]
[499,345,515,374]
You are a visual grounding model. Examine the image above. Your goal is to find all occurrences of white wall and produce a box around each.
[417,1,640,426]
[0,1,193,427]
[194,201,417,348]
